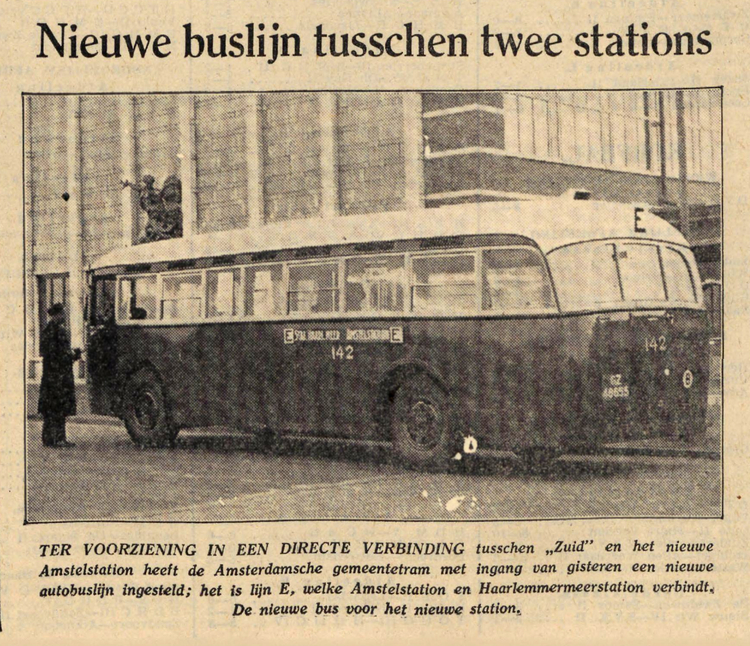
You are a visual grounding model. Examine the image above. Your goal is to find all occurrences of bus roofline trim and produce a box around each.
[90,199,691,271]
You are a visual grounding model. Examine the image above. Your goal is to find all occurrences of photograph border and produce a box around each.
[22,86,725,524]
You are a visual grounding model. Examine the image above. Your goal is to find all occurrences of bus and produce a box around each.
[86,194,709,469]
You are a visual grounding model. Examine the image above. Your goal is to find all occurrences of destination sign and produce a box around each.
[284,327,403,344]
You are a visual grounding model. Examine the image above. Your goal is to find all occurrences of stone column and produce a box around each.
[119,95,138,245]
[245,94,265,227]
[403,93,425,210]
[179,95,198,236]
[66,95,85,362]
[320,92,339,218]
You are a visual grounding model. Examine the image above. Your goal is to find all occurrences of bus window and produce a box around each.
[703,281,721,337]
[207,268,242,317]
[245,265,284,317]
[618,244,666,302]
[482,248,554,311]
[411,254,476,313]
[288,263,340,314]
[662,247,697,303]
[118,275,158,321]
[92,277,116,324]
[345,256,405,313]
[161,273,203,320]
[547,242,622,310]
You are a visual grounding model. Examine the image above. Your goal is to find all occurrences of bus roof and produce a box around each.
[90,198,690,271]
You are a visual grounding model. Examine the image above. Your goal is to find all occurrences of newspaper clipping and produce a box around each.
[0,0,748,643]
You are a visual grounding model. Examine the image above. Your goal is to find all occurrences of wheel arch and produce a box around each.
[372,359,450,434]
[113,360,165,418]
[120,362,178,447]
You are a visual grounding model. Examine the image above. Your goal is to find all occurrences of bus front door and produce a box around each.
[87,276,119,416]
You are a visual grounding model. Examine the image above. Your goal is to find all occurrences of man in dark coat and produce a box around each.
[38,303,81,447]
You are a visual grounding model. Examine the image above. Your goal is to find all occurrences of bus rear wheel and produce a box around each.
[122,369,178,448]
[391,375,455,470]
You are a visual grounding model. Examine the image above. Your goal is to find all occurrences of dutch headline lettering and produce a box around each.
[36,22,713,62]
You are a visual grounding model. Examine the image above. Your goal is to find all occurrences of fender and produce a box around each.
[371,358,453,436]
[112,360,163,418]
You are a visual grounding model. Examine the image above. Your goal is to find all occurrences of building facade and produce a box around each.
[24,89,721,380]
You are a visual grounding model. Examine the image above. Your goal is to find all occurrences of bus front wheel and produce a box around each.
[122,369,178,448]
[391,375,455,470]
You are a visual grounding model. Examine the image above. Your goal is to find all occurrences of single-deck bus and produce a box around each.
[86,194,709,469]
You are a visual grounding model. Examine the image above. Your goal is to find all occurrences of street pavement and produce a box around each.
[26,419,721,522]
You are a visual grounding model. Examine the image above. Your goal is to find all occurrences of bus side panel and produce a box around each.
[331,317,568,452]
[113,311,708,452]
[114,324,284,429]
[557,315,606,449]
[275,326,347,436]
[472,318,569,451]
[115,318,578,452]
[115,326,207,428]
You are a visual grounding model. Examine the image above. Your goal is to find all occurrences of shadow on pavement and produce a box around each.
[173,429,662,481]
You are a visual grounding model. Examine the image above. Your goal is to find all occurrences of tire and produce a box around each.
[122,369,178,447]
[391,374,456,470]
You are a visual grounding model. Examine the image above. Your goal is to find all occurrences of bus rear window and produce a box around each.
[547,243,621,309]
[662,247,696,302]
[411,254,475,313]
[618,244,666,301]
[482,248,554,311]
[118,275,157,321]
[548,241,698,311]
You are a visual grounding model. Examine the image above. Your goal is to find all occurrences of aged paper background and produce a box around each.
[0,0,748,643]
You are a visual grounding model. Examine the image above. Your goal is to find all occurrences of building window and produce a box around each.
[423,89,720,182]
[682,89,722,182]
[506,91,656,173]
[37,273,68,336]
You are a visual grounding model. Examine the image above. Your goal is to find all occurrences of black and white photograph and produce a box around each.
[23,89,722,522]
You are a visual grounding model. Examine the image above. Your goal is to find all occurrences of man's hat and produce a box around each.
[47,303,64,316]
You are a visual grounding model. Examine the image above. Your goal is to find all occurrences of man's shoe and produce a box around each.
[55,440,76,448]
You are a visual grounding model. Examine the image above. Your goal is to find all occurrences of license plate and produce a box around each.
[602,374,630,400]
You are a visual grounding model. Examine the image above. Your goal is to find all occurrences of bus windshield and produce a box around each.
[548,240,699,311]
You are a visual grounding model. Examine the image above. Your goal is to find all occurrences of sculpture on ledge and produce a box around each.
[122,174,183,244]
